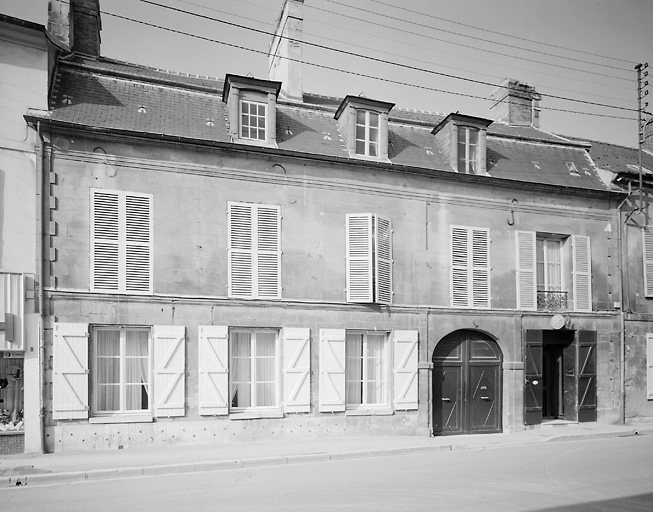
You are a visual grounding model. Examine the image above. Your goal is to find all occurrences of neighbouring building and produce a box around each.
[5,0,651,453]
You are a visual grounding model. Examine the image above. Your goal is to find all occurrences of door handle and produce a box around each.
[442,397,451,402]
[481,396,490,401]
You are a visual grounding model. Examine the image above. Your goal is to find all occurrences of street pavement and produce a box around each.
[1,421,652,488]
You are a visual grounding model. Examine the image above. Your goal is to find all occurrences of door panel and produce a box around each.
[578,331,597,423]
[524,330,543,425]
[469,365,501,431]
[433,367,462,434]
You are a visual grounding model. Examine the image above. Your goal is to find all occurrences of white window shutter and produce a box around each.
[375,215,393,305]
[346,214,373,302]
[153,325,186,417]
[318,328,346,412]
[471,228,490,308]
[644,228,653,297]
[572,235,592,312]
[451,226,470,307]
[393,330,419,410]
[283,328,311,413]
[91,190,120,292]
[516,231,537,310]
[124,193,153,293]
[647,333,653,400]
[228,202,254,298]
[256,205,281,299]
[198,325,229,416]
[53,322,89,420]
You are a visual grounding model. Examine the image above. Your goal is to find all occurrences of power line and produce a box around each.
[100,9,636,122]
[135,0,637,113]
[368,0,635,66]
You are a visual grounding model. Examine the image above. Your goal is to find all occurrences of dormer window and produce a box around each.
[432,113,493,175]
[335,95,395,161]
[222,74,281,147]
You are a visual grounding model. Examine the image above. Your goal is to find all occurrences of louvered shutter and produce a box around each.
[256,205,281,299]
[153,325,186,417]
[393,330,418,410]
[647,333,653,400]
[643,228,653,297]
[516,231,537,310]
[53,322,89,420]
[318,328,346,412]
[91,190,120,292]
[198,325,229,416]
[346,214,373,302]
[572,235,592,312]
[283,328,311,413]
[228,202,254,298]
[375,216,393,304]
[451,226,470,307]
[471,228,490,308]
[91,189,152,294]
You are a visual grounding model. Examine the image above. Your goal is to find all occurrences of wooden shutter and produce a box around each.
[647,333,653,400]
[577,330,597,423]
[91,189,152,294]
[283,328,311,413]
[524,329,543,426]
[53,322,89,420]
[375,216,393,304]
[451,226,490,308]
[198,325,229,416]
[643,228,653,297]
[228,202,280,299]
[572,235,591,312]
[153,325,186,417]
[393,330,418,410]
[346,214,373,302]
[516,231,537,310]
[318,328,346,412]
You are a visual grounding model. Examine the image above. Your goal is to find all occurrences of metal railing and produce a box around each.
[537,290,568,311]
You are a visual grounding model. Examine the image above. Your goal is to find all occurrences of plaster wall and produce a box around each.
[623,318,653,423]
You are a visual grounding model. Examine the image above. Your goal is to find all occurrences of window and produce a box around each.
[240,99,266,141]
[451,226,490,308]
[346,214,392,304]
[355,110,380,157]
[457,126,480,174]
[536,237,564,309]
[228,202,281,299]
[91,189,153,294]
[230,329,279,410]
[345,332,387,408]
[644,227,653,297]
[93,327,150,415]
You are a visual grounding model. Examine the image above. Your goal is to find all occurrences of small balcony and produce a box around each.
[537,290,568,311]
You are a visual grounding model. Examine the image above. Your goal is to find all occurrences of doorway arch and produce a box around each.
[432,330,503,435]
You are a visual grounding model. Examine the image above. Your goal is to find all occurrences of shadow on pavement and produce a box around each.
[528,492,653,512]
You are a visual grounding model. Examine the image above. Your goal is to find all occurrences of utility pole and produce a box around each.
[636,63,649,212]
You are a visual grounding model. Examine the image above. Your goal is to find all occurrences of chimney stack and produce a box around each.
[268,0,304,102]
[490,79,541,128]
[48,0,102,57]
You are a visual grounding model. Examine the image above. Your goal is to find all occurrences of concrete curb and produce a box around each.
[3,429,652,488]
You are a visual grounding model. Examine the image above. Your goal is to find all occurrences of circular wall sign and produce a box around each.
[550,314,566,330]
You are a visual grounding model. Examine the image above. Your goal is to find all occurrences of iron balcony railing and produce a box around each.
[537,290,568,311]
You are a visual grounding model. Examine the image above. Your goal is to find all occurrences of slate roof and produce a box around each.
[44,55,611,192]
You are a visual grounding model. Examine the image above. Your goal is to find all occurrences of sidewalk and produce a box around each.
[2,422,652,488]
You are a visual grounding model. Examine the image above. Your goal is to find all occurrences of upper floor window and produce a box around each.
[450,225,490,308]
[240,99,267,141]
[335,95,394,161]
[355,110,380,157]
[457,126,480,174]
[90,188,153,295]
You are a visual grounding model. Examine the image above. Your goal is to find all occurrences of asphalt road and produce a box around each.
[3,435,652,511]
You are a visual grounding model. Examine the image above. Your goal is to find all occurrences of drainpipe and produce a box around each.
[616,194,630,425]
[36,121,47,453]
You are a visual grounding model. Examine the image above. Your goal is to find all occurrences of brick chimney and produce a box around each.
[268,0,304,102]
[48,0,101,57]
[490,79,541,128]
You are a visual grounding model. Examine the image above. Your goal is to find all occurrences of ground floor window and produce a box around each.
[345,331,388,408]
[230,329,279,410]
[93,327,150,414]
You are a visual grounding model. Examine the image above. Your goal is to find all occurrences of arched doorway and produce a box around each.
[432,330,503,435]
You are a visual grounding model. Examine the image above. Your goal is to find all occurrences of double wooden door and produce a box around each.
[432,331,502,435]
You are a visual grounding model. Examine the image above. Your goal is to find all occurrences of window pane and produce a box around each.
[97,384,119,411]
[125,331,148,356]
[369,141,378,157]
[346,334,363,405]
[97,330,120,356]
[356,110,366,125]
[97,358,119,384]
[242,102,250,114]
[256,383,275,407]
[468,128,479,145]
[231,382,251,408]
[369,112,379,128]
[355,124,366,140]
[257,333,275,356]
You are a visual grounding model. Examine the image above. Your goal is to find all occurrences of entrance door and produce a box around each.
[432,331,502,435]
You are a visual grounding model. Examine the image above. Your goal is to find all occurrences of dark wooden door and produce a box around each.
[524,330,543,425]
[578,331,597,423]
[433,331,502,435]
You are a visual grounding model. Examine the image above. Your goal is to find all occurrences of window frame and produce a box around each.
[536,236,563,293]
[354,109,381,157]
[229,328,281,412]
[457,125,480,174]
[91,326,152,417]
[239,98,267,141]
[345,330,390,410]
